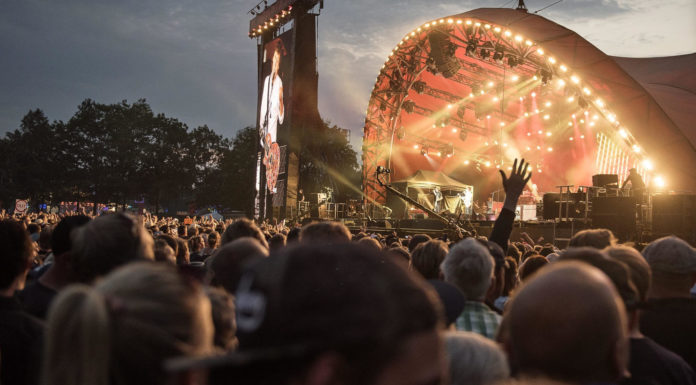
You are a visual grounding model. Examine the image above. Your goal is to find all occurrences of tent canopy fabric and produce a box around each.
[393,170,472,190]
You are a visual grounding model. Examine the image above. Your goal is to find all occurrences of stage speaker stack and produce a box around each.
[652,194,696,243]
[591,196,636,240]
[592,174,619,187]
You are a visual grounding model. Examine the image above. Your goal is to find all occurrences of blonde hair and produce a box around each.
[42,262,213,385]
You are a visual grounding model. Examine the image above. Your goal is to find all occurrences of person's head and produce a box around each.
[605,245,651,302]
[51,214,91,265]
[201,242,444,385]
[286,227,301,244]
[0,220,35,292]
[641,236,696,298]
[176,238,190,265]
[207,237,269,294]
[445,331,510,385]
[38,225,53,251]
[518,256,548,282]
[410,240,449,280]
[441,238,494,301]
[502,257,519,296]
[221,218,269,250]
[43,262,213,385]
[504,262,628,383]
[190,235,205,252]
[569,229,617,249]
[207,231,220,249]
[386,246,411,271]
[268,233,287,252]
[205,286,237,352]
[272,48,281,76]
[408,234,432,253]
[154,240,177,265]
[358,236,383,251]
[299,222,351,245]
[71,213,154,283]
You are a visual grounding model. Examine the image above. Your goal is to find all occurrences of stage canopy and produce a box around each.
[362,7,696,204]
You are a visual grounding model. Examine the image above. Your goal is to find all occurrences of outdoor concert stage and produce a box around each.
[361,6,696,221]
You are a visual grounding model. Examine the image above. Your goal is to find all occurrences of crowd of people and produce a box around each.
[1,159,695,385]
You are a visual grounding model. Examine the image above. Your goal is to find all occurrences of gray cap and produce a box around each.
[642,236,696,274]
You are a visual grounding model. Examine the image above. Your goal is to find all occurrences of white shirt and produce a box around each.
[259,74,284,143]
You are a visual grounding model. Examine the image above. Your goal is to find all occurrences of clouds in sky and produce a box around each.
[1,0,694,146]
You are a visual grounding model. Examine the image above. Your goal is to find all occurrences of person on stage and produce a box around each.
[621,168,646,199]
[259,47,285,148]
[433,186,443,213]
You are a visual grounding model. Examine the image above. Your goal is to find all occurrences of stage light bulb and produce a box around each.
[619,129,628,138]
[533,75,538,80]
[485,24,491,29]
[494,26,501,32]
[590,122,596,127]
[654,176,666,188]
[580,134,585,139]
[447,104,453,109]
[633,145,641,153]
[643,159,654,170]
[571,75,580,84]
[524,112,529,117]
[569,137,574,141]
[437,151,442,157]
[548,57,556,64]
[452,128,458,133]
[512,75,519,81]
[493,96,499,102]
[475,22,481,26]
[537,48,544,55]
[466,20,472,25]
[536,145,541,150]
[503,143,508,147]
[457,19,463,24]
[545,101,552,107]
[546,132,552,137]
[531,92,536,97]
[593,114,599,120]
[568,122,573,126]
[583,87,591,95]
[508,166,513,170]
[484,142,489,146]
[447,18,454,24]
[526,40,533,46]
[488,81,494,87]
[485,161,491,167]
[538,130,543,134]
[413,144,419,149]
[500,122,505,127]
[494,140,499,145]
[538,169,543,173]
[547,147,553,152]
[417,27,422,32]
[580,119,585,123]
[464,160,470,165]
[496,164,501,169]
[560,65,568,72]
[567,96,575,103]
[505,30,512,37]
[515,35,523,42]
[543,114,550,120]
[596,99,605,108]
[535,109,540,113]
[425,23,430,27]
[486,115,491,119]
[526,146,531,150]
[608,114,617,123]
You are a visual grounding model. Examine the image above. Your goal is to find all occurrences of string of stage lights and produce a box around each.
[363,16,666,193]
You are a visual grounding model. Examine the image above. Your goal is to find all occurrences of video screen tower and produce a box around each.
[249,0,322,220]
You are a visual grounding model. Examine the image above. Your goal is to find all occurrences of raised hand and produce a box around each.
[499,158,532,211]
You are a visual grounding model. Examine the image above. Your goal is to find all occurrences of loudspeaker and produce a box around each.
[543,193,586,219]
[591,197,636,240]
[652,194,696,240]
[593,174,619,187]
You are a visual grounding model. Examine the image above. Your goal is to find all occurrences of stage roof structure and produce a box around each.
[393,170,471,190]
[362,7,696,203]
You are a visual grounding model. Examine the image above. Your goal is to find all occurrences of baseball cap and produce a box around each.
[166,243,442,380]
[642,236,696,274]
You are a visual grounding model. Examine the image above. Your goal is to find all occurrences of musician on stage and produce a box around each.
[621,168,646,200]
[433,186,443,213]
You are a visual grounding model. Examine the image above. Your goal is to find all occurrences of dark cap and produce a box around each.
[167,243,442,377]
[642,236,696,274]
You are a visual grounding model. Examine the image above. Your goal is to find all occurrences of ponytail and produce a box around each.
[43,285,111,385]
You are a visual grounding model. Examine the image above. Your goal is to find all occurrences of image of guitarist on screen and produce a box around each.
[259,42,285,194]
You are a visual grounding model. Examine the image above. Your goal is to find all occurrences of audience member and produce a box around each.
[445,331,510,385]
[299,221,351,244]
[268,233,287,252]
[71,213,154,283]
[411,239,449,279]
[441,238,501,339]
[221,218,269,249]
[569,228,617,249]
[19,215,90,319]
[640,236,696,369]
[0,220,43,385]
[205,286,238,352]
[518,255,549,282]
[503,262,629,384]
[43,262,214,385]
[207,237,269,295]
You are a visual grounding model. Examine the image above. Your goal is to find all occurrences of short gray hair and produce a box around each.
[445,331,510,385]
[441,238,494,300]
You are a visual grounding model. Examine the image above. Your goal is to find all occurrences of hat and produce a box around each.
[166,243,441,375]
[642,236,696,274]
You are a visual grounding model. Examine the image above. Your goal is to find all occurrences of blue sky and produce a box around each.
[1,0,694,149]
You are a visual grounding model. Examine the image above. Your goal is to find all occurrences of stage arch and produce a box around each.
[362,7,696,204]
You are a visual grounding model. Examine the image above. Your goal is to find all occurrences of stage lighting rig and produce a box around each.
[444,144,454,157]
[421,147,429,156]
[493,48,505,64]
[507,54,520,68]
[457,105,466,119]
[376,166,391,174]
[412,81,426,94]
[402,100,416,113]
[465,39,478,57]
[540,69,552,85]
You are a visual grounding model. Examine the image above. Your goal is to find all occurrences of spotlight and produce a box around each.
[540,69,552,85]
[379,102,387,111]
[479,41,493,60]
[402,100,416,113]
[421,147,428,156]
[444,144,454,157]
[465,40,478,57]
[412,81,426,94]
[506,54,519,68]
[493,48,504,63]
[396,127,405,140]
[459,130,468,141]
